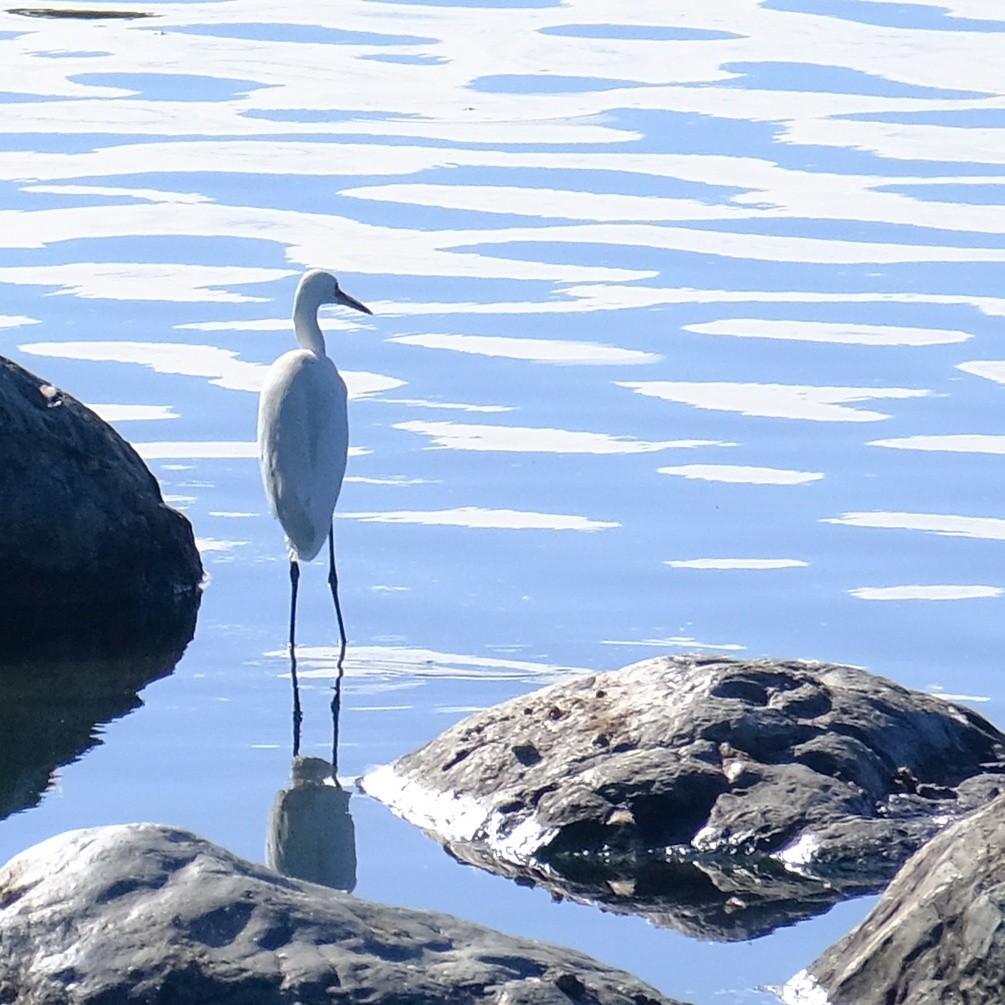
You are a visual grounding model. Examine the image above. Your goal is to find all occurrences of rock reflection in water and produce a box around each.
[439,835,874,943]
[266,661,356,892]
[0,591,199,822]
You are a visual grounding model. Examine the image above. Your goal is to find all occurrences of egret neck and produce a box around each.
[293,296,326,356]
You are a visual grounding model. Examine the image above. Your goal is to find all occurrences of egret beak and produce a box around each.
[335,288,373,316]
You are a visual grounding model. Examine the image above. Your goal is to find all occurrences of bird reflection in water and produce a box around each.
[266,650,356,892]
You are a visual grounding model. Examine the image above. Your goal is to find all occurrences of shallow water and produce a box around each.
[1,1,1004,1001]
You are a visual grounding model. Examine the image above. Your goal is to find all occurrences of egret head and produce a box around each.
[297,269,373,316]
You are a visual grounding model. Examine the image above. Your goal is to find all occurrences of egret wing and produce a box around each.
[258,351,348,561]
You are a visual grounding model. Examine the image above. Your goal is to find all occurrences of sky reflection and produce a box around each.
[619,381,929,422]
[395,420,721,454]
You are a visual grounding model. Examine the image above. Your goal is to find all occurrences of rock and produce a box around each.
[0,824,686,1005]
[791,791,1005,1004]
[362,655,1005,940]
[0,356,203,627]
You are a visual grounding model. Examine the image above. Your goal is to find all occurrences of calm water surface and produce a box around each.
[1,1,1004,1002]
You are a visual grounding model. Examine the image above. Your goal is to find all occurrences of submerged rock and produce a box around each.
[791,791,1005,1005]
[0,356,202,627]
[362,655,1005,940]
[0,824,686,1005]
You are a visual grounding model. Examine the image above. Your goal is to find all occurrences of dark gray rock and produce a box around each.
[794,791,1005,1005]
[362,655,1005,940]
[0,355,203,628]
[0,823,686,1005]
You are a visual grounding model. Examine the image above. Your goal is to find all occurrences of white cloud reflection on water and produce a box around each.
[340,507,618,532]
[0,315,38,329]
[657,464,823,485]
[559,286,1005,317]
[849,585,1003,601]
[0,263,287,301]
[3,143,1003,253]
[0,202,652,284]
[394,420,722,455]
[619,382,930,422]
[195,537,247,555]
[957,361,1005,386]
[668,558,809,570]
[87,403,178,422]
[133,441,259,459]
[24,184,212,204]
[343,183,765,224]
[379,399,512,414]
[390,332,659,365]
[825,512,1005,542]
[372,288,1005,318]
[19,341,402,397]
[278,645,589,684]
[10,195,967,285]
[601,636,746,652]
[870,434,1005,454]
[343,179,1005,237]
[2,1,1000,154]
[683,319,973,347]
[459,223,1005,266]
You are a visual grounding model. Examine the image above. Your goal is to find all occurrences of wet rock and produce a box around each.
[0,824,686,1005]
[793,791,1005,1005]
[0,356,203,629]
[362,655,1005,940]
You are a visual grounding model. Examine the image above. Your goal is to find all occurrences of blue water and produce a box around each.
[1,2,1004,1002]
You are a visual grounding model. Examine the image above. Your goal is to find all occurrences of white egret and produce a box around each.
[257,269,373,661]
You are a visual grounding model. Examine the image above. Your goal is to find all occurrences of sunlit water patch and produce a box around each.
[619,381,930,422]
[390,331,660,365]
[849,585,1003,601]
[20,339,403,396]
[825,512,1005,542]
[683,318,973,346]
[668,558,809,570]
[870,434,1005,454]
[658,464,823,485]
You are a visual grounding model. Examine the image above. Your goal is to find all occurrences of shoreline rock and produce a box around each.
[0,355,203,626]
[790,791,1005,1004]
[362,655,1005,940]
[0,823,688,1005]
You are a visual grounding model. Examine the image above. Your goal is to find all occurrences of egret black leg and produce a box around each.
[327,526,348,673]
[289,644,303,758]
[289,559,300,653]
[330,671,343,779]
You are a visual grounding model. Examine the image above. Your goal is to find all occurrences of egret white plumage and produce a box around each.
[257,268,373,660]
